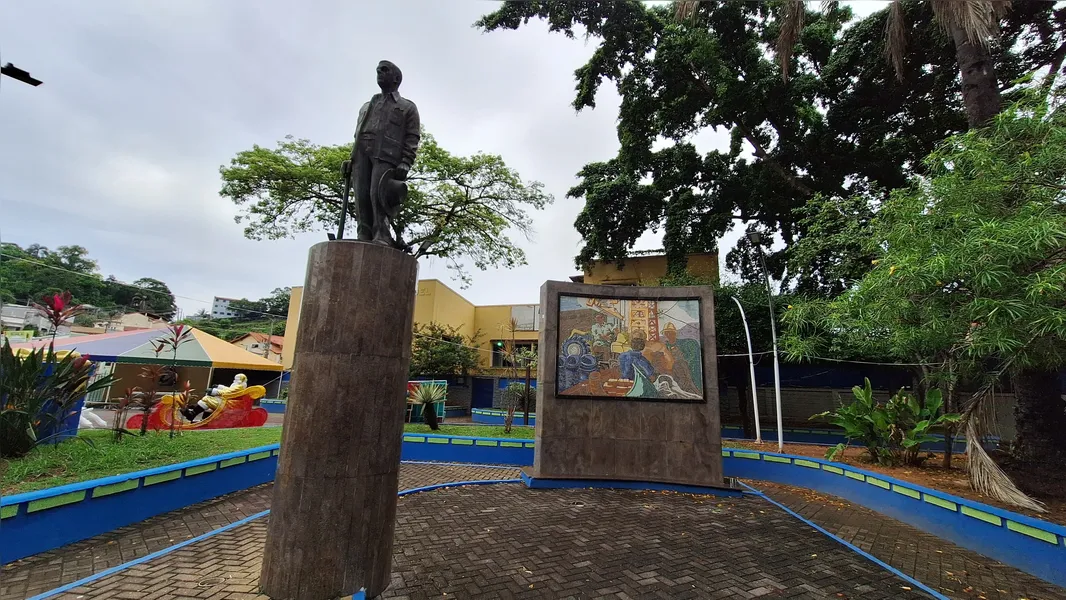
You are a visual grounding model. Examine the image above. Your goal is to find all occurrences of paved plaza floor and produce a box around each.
[3,463,1064,600]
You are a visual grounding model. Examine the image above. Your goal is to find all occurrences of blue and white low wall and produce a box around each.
[723,448,1066,588]
[0,445,279,564]
[4,436,1062,590]
[470,408,536,427]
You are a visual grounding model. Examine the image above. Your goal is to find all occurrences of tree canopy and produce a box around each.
[0,243,177,319]
[476,1,1064,293]
[409,322,482,378]
[782,93,1066,461]
[219,132,553,287]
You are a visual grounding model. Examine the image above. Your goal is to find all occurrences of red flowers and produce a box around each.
[32,291,87,332]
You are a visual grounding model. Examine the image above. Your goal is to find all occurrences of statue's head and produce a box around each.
[234,373,247,385]
[376,61,402,93]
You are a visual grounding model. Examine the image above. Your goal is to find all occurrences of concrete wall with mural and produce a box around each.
[532,281,724,488]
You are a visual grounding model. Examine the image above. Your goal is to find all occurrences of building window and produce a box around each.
[491,340,537,368]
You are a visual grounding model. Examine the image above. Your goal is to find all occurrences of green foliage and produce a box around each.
[410,382,447,431]
[0,342,118,458]
[223,288,291,322]
[784,93,1066,374]
[502,382,535,411]
[476,2,1064,289]
[409,322,481,378]
[1,428,283,495]
[815,379,961,466]
[0,243,177,319]
[219,133,553,287]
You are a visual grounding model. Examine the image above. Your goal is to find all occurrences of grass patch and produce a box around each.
[1,428,282,495]
[402,424,535,440]
[1,424,531,496]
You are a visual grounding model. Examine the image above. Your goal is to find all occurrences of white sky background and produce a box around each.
[0,1,889,317]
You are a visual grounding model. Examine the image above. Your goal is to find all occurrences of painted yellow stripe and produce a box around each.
[961,505,1002,526]
[427,437,449,444]
[733,451,760,460]
[220,457,246,468]
[722,450,731,457]
[475,440,499,447]
[1006,521,1058,544]
[795,459,820,469]
[923,495,957,511]
[501,442,523,448]
[248,451,271,462]
[403,436,426,443]
[844,471,865,481]
[451,438,474,446]
[185,463,217,476]
[892,484,920,499]
[144,471,181,486]
[28,491,86,513]
[524,443,535,448]
[866,477,890,490]
[92,480,139,498]
[764,455,791,464]
[0,505,17,519]
[822,465,844,475]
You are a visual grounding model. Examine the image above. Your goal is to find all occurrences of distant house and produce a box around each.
[231,332,284,364]
[212,296,238,319]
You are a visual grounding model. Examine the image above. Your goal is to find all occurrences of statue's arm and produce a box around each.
[400,103,421,171]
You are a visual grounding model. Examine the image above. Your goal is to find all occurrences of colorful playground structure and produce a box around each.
[126,375,268,431]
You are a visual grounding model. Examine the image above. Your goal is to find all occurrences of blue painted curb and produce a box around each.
[520,471,745,497]
[1,444,280,564]
[400,433,533,465]
[739,481,949,600]
[723,448,1066,589]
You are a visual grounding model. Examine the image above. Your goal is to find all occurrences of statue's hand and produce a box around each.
[341,160,352,178]
[394,165,409,181]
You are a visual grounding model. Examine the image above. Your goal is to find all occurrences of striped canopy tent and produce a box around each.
[12,327,283,371]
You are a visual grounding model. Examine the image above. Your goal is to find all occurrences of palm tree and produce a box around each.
[676,0,1005,127]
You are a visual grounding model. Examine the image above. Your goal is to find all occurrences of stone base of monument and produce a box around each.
[519,468,745,497]
[260,241,417,600]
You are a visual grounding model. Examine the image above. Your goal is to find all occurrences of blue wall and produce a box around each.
[0,445,279,564]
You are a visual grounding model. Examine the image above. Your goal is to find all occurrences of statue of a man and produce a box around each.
[342,60,421,247]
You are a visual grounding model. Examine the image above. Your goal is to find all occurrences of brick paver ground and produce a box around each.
[0,462,520,600]
[753,480,1066,600]
[39,484,931,600]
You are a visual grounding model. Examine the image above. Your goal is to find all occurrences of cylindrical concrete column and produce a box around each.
[261,241,417,600]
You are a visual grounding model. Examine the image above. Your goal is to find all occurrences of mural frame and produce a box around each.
[554,292,706,404]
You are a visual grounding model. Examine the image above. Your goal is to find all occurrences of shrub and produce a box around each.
[1,341,116,458]
[813,378,961,467]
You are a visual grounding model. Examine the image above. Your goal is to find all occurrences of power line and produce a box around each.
[0,252,287,320]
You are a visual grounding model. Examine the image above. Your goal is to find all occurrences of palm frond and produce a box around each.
[675,0,700,22]
[962,371,1046,512]
[885,0,908,81]
[930,0,1006,46]
[776,0,806,82]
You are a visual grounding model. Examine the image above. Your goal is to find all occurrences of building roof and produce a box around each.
[232,332,284,353]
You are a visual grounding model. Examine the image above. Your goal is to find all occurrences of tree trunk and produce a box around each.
[950,24,1002,128]
[1011,368,1066,465]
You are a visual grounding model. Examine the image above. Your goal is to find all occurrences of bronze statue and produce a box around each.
[339,60,421,247]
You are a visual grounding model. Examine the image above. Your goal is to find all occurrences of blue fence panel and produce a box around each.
[400,433,533,466]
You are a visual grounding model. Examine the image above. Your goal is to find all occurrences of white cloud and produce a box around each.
[0,1,887,315]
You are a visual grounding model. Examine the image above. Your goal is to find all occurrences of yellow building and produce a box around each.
[574,252,718,286]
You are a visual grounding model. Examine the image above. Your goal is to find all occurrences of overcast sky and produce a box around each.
[1,1,888,317]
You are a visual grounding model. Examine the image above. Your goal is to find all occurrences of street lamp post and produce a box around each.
[746,231,784,451]
[730,296,762,443]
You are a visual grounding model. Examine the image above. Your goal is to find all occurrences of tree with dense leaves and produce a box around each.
[0,243,177,319]
[476,1,1064,293]
[409,322,481,378]
[219,133,552,287]
[783,95,1066,508]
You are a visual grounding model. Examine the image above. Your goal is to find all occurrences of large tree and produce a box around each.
[477,1,1063,292]
[784,95,1066,508]
[409,322,481,378]
[220,133,552,287]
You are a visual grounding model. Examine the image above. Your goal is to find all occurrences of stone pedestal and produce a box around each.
[261,241,417,600]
